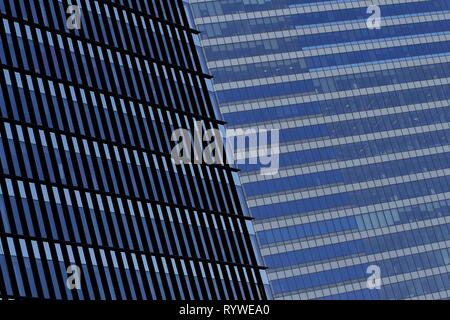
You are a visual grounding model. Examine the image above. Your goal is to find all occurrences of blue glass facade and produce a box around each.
[0,0,269,300]
[190,0,450,299]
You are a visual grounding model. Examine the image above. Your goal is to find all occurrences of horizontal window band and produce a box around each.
[268,239,450,281]
[249,166,450,207]
[277,265,450,300]
[242,146,450,186]
[207,31,450,69]
[0,173,254,222]
[0,64,225,126]
[261,215,450,256]
[0,13,210,79]
[221,76,450,113]
[201,11,450,46]
[0,232,268,272]
[214,52,450,91]
[233,99,450,134]
[238,122,450,163]
[255,191,450,233]
[0,117,240,174]
[194,0,427,25]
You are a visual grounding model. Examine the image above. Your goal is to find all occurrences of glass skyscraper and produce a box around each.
[190,0,450,299]
[0,0,269,300]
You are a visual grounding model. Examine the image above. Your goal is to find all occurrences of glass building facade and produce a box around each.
[0,0,269,300]
[190,0,450,299]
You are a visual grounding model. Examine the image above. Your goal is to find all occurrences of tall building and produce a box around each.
[190,0,450,299]
[0,0,269,300]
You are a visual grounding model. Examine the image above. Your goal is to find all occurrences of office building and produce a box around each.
[190,0,450,299]
[0,0,269,300]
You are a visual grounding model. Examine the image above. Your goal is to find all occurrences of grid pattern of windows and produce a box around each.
[0,0,269,300]
[190,0,450,299]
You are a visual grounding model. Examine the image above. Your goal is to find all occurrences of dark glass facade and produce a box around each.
[190,0,450,299]
[0,0,269,300]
